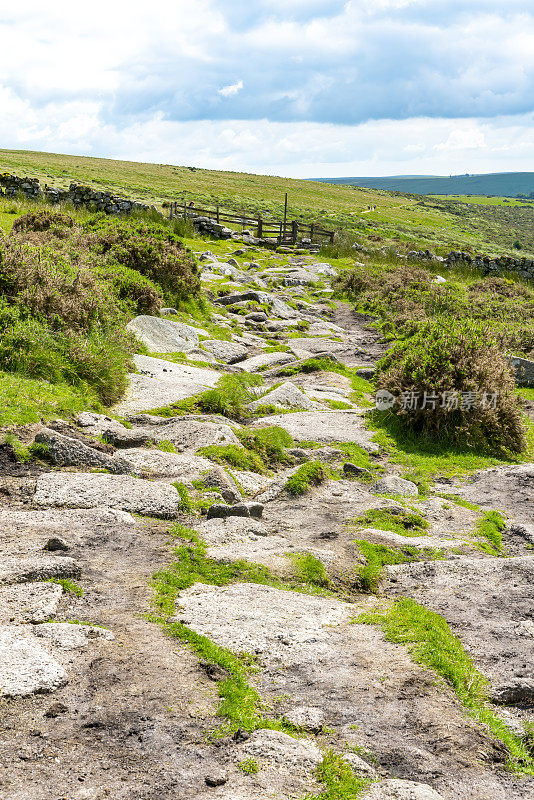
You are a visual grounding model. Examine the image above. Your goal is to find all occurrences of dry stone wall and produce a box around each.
[0,172,153,215]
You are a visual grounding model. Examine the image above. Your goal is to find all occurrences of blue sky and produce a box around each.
[0,0,533,177]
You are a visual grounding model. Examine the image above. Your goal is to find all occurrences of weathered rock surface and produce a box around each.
[0,582,63,624]
[253,410,379,452]
[126,315,208,352]
[34,622,115,650]
[249,381,321,411]
[0,626,67,696]
[384,557,534,693]
[372,477,419,497]
[114,355,221,414]
[34,473,182,518]
[235,351,297,372]
[0,556,80,586]
[34,428,130,473]
[200,339,248,363]
[363,780,445,800]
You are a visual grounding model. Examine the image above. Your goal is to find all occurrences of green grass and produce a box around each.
[199,425,295,474]
[351,508,429,536]
[45,578,84,597]
[198,443,266,474]
[303,751,371,799]
[287,553,330,588]
[354,541,444,592]
[3,149,533,258]
[437,494,480,511]
[368,411,529,486]
[284,461,327,495]
[359,598,534,774]
[2,433,31,462]
[0,370,100,425]
[156,440,179,453]
[475,510,507,555]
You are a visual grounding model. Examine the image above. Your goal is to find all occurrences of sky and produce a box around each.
[0,0,533,178]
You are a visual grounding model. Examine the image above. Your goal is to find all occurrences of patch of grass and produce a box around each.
[236,425,294,467]
[359,598,534,774]
[199,443,266,473]
[285,461,327,495]
[437,494,480,511]
[303,751,371,799]
[354,540,445,592]
[288,553,330,588]
[237,758,260,775]
[172,482,196,513]
[0,370,99,425]
[156,440,179,453]
[368,411,527,486]
[3,433,31,462]
[476,510,506,555]
[45,578,84,597]
[351,508,429,536]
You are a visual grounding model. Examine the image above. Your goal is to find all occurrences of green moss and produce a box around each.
[156,440,179,453]
[359,598,534,774]
[198,444,266,473]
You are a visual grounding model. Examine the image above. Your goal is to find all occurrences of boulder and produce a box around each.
[0,556,80,587]
[202,467,242,503]
[235,352,296,372]
[248,382,320,412]
[241,729,322,769]
[510,355,534,386]
[201,339,248,364]
[126,315,209,353]
[371,477,418,497]
[34,473,182,518]
[0,626,68,697]
[0,583,63,624]
[34,428,130,473]
[114,355,221,414]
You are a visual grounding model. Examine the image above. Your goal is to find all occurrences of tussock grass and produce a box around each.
[476,510,506,555]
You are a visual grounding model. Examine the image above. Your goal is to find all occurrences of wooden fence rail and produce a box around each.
[168,200,334,246]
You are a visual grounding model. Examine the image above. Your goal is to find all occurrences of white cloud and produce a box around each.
[218,80,244,97]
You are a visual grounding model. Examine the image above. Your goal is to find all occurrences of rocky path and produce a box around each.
[1,248,533,800]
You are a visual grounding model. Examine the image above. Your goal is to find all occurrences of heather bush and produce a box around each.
[82,215,200,305]
[375,320,526,455]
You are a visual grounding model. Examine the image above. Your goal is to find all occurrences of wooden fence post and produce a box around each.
[216,206,220,223]
[310,223,314,243]
[257,216,263,238]
[292,220,298,244]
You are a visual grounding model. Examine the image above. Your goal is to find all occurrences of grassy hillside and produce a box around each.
[314,172,534,198]
[1,149,533,257]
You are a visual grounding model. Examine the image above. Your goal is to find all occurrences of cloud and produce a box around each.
[218,80,244,97]
[0,1,532,176]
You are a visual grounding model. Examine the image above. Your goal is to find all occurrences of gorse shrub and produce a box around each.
[375,319,526,455]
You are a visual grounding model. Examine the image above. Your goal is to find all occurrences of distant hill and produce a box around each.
[311,173,534,197]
